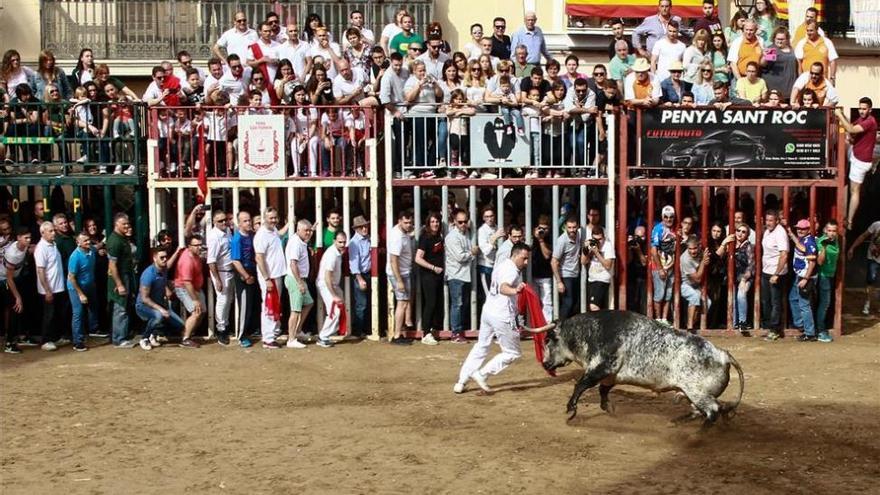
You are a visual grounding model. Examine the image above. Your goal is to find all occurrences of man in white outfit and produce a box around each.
[207,210,234,345]
[316,230,347,348]
[454,243,531,394]
[254,207,287,348]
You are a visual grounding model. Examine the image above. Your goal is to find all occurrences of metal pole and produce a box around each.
[551,184,560,320]
[469,185,477,333]
[727,185,736,332]
[413,185,422,334]
[606,113,617,309]
[579,184,587,313]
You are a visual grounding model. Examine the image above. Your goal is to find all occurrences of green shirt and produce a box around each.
[106,231,133,303]
[608,54,635,82]
[323,227,338,249]
[54,232,77,274]
[816,235,839,278]
[390,32,424,57]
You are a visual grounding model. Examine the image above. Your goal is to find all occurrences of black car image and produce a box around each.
[660,130,766,168]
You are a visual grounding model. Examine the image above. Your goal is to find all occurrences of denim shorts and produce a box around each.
[681,283,703,307]
[652,269,673,302]
[174,287,206,314]
[387,273,411,301]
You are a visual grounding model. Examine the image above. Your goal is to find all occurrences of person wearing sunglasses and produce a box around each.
[719,222,755,336]
[790,61,838,108]
[445,209,480,344]
[785,218,819,342]
[213,11,258,63]
[489,17,512,60]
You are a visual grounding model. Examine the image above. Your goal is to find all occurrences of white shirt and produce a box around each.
[142,81,164,103]
[202,109,229,142]
[386,225,413,276]
[307,42,343,79]
[247,38,282,82]
[794,36,839,64]
[254,227,286,279]
[495,239,514,266]
[651,38,686,81]
[587,240,616,283]
[761,224,789,275]
[791,72,839,105]
[1,241,27,282]
[381,23,403,45]
[332,67,367,102]
[477,223,499,268]
[206,226,233,271]
[277,41,309,79]
[218,68,252,102]
[317,246,343,289]
[34,239,65,294]
[285,234,310,279]
[483,258,521,322]
[217,27,259,62]
[203,72,223,100]
[416,52,450,80]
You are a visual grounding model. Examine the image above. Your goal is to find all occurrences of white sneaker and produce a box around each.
[863,302,871,316]
[468,170,480,178]
[98,166,107,174]
[453,383,466,394]
[470,371,492,393]
[55,337,71,346]
[124,165,136,175]
[149,335,163,347]
[168,162,177,174]
[139,338,152,350]
[76,155,88,163]
[114,340,136,349]
[421,333,439,346]
[113,167,122,175]
[286,339,307,349]
[41,341,58,351]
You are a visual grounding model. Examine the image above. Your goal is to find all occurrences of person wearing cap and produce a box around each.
[348,215,372,338]
[650,205,677,325]
[784,218,818,341]
[653,59,691,106]
[650,19,686,82]
[623,58,657,108]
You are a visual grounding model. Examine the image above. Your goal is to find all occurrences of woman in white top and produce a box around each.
[0,50,35,100]
[379,8,408,54]
[683,29,710,84]
[287,85,320,176]
[462,60,487,110]
[692,63,715,105]
[274,59,298,104]
[462,23,485,61]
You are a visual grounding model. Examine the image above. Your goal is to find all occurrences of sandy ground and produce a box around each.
[1,304,878,494]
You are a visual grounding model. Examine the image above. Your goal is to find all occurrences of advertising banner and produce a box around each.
[238,114,286,180]
[639,108,828,169]
[469,115,533,167]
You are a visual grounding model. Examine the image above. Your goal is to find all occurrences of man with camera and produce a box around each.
[585,226,615,311]
[530,214,554,323]
[626,225,648,314]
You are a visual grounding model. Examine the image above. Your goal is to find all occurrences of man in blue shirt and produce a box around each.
[650,205,677,325]
[787,219,818,341]
[230,210,260,347]
[136,247,184,350]
[510,12,551,65]
[348,215,372,338]
[67,232,99,351]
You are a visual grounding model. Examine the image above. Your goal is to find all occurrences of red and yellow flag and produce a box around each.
[566,0,704,18]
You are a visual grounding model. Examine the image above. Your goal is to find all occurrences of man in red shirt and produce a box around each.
[836,97,878,229]
[173,234,206,347]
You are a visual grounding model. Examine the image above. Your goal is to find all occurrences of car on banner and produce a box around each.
[660,130,766,168]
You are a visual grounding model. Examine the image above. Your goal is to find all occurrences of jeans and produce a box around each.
[136,303,184,338]
[477,266,492,310]
[448,279,471,335]
[412,115,437,167]
[816,275,834,333]
[559,277,580,319]
[320,136,347,175]
[760,273,784,332]
[68,285,98,345]
[500,107,524,130]
[351,277,370,337]
[41,292,69,344]
[437,118,448,162]
[111,276,132,344]
[789,276,816,336]
[735,279,751,325]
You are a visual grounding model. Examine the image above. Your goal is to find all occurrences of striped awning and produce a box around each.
[566,0,704,18]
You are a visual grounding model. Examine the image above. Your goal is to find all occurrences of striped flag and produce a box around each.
[566,0,704,18]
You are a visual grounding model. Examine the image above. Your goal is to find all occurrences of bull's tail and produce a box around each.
[723,351,745,415]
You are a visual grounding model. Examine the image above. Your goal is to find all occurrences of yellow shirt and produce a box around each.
[736,38,763,76]
[736,77,768,103]
[800,37,830,73]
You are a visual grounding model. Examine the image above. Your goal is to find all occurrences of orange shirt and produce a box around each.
[737,38,763,76]
[792,23,808,47]
[804,78,828,104]
[800,37,830,73]
[633,79,653,100]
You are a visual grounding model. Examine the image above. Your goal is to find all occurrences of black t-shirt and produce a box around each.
[418,232,444,272]
[519,78,551,101]
[531,239,552,278]
[491,35,512,60]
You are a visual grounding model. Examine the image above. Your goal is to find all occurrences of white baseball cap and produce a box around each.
[661,205,675,217]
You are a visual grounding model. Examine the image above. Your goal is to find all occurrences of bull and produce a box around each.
[529,310,744,428]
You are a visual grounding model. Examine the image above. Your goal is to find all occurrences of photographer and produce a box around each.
[626,225,648,314]
[531,215,554,323]
[584,226,615,311]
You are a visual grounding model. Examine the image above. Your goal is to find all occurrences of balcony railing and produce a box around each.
[41,0,434,60]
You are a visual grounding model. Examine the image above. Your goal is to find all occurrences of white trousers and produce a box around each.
[291,135,321,176]
[212,271,235,334]
[457,312,521,385]
[534,277,553,323]
[258,276,282,343]
[317,283,342,340]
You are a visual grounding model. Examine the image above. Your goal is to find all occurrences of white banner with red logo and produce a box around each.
[238,114,285,180]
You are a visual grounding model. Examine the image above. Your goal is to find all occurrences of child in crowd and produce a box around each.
[345,106,368,176]
[172,108,193,175]
[156,108,173,176]
[320,108,346,176]
[286,85,319,177]
[446,88,476,178]
[542,81,568,178]
[521,86,545,178]
[491,75,524,136]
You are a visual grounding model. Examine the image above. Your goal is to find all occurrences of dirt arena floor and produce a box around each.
[2,299,878,494]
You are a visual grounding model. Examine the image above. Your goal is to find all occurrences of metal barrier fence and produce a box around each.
[1,100,146,175]
[147,105,375,180]
[41,0,434,60]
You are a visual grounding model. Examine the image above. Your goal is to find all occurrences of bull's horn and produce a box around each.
[521,322,556,334]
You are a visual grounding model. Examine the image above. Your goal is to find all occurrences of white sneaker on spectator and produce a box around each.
[139,338,152,350]
[98,166,107,174]
[286,339,307,349]
[41,341,58,351]
[55,337,71,346]
[76,155,88,163]
[113,167,122,175]
[864,302,871,315]
[114,340,136,349]
[168,162,177,174]
[468,170,480,178]
[124,165,136,175]
[421,334,439,346]
[149,335,163,347]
